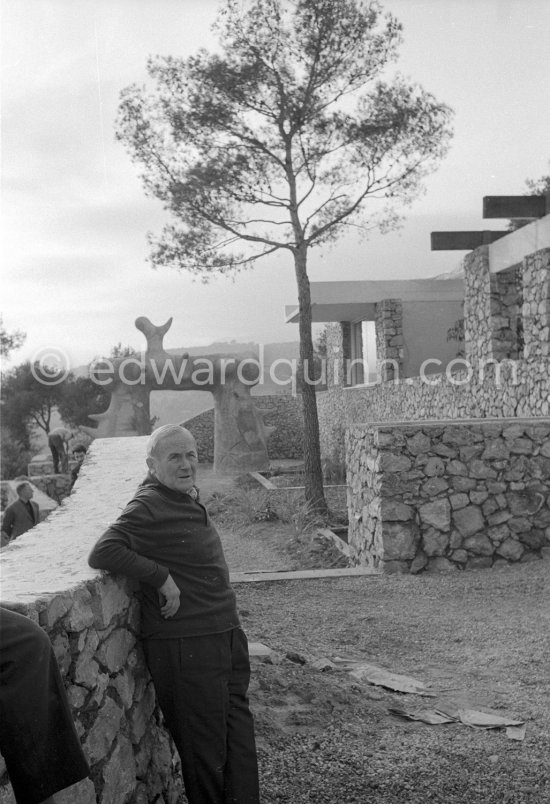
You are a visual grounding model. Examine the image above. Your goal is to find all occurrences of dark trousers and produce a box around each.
[0,607,89,804]
[48,434,68,474]
[144,628,260,804]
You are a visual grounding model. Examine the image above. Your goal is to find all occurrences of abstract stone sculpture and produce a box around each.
[83,317,274,473]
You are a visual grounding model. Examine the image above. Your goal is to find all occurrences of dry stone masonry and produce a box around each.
[319,231,549,572]
[0,438,183,804]
[346,419,550,573]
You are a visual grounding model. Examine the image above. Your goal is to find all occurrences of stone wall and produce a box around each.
[375,298,403,381]
[185,394,305,463]
[0,438,183,804]
[317,247,550,469]
[29,473,72,502]
[317,356,550,470]
[522,247,550,359]
[346,419,550,574]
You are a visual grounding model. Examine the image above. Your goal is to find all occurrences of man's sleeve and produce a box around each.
[88,500,169,588]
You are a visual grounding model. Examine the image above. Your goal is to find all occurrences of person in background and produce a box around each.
[88,424,259,804]
[69,444,87,490]
[0,606,90,803]
[1,482,39,548]
[47,427,72,474]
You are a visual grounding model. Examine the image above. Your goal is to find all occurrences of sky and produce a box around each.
[2,0,550,371]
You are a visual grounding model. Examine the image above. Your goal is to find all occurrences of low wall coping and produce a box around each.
[0,437,149,607]
[348,416,550,431]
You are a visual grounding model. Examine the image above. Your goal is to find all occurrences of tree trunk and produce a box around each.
[294,245,328,516]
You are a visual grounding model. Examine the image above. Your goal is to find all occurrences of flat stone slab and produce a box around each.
[230,567,380,583]
[248,642,272,658]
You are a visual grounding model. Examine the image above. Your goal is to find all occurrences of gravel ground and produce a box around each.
[231,549,550,803]
[218,521,297,572]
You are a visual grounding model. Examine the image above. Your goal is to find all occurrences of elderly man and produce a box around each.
[1,481,39,547]
[88,425,259,804]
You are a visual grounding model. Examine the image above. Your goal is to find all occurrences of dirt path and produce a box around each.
[197,464,297,572]
[233,555,550,803]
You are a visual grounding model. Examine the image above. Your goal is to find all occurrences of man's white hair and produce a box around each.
[146,425,196,458]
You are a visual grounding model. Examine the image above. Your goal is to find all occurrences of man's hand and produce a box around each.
[159,574,180,618]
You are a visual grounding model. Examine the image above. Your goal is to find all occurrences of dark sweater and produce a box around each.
[88,476,240,639]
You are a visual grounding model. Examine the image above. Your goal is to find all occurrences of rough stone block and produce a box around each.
[419,499,451,532]
[51,632,72,676]
[450,493,469,511]
[460,446,484,463]
[75,650,102,689]
[424,457,445,477]
[97,629,136,674]
[39,594,73,629]
[529,455,550,478]
[129,683,156,744]
[449,530,462,549]
[432,443,458,459]
[508,490,544,516]
[112,669,136,710]
[85,696,124,764]
[101,736,136,802]
[451,549,468,564]
[67,684,88,710]
[378,452,412,472]
[487,481,507,494]
[469,490,489,505]
[468,459,497,480]
[406,432,431,454]
[452,476,477,492]
[481,439,510,460]
[463,533,494,556]
[379,499,414,521]
[453,505,485,538]
[90,578,132,630]
[509,437,534,455]
[446,460,468,476]
[409,551,428,574]
[442,427,477,446]
[533,508,550,527]
[65,587,95,632]
[422,528,449,557]
[508,516,532,533]
[487,510,511,526]
[378,521,419,561]
[497,538,524,562]
[518,529,547,550]
[422,477,449,496]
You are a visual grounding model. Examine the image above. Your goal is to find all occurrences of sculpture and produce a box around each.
[83,317,274,473]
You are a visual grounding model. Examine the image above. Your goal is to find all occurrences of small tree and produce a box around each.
[0,317,26,360]
[116,0,453,512]
[508,160,550,231]
[1,362,68,444]
[57,376,110,430]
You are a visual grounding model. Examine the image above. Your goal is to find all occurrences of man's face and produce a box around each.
[18,485,33,502]
[147,430,198,493]
[74,450,86,464]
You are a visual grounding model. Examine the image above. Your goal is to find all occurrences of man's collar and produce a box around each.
[141,473,200,501]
